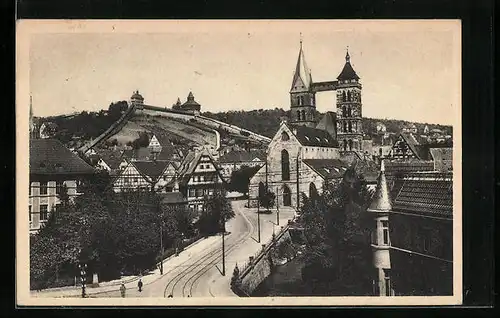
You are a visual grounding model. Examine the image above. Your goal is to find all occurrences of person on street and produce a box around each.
[138,279,143,292]
[120,283,126,298]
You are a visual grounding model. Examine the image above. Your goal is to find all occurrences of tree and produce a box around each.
[229,165,260,195]
[259,189,275,211]
[196,190,235,236]
[299,166,374,296]
[161,204,197,247]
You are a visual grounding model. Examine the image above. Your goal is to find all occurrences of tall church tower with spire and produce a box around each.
[336,49,363,152]
[289,39,316,127]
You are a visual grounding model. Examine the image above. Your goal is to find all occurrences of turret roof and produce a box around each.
[368,160,392,212]
[337,50,360,81]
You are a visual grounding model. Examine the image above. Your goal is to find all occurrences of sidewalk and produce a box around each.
[30,235,212,298]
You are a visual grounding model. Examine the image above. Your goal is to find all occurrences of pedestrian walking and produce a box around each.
[120,282,126,298]
[138,278,143,292]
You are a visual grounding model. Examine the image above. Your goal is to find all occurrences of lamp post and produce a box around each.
[276,186,280,226]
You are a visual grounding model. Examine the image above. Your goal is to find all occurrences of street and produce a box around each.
[90,200,295,298]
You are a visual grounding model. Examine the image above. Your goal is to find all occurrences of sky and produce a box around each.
[27,20,460,125]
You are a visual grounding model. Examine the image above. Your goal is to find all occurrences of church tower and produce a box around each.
[290,40,316,127]
[336,49,363,152]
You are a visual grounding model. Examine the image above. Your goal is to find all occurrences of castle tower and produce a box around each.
[336,48,363,152]
[130,90,144,108]
[367,160,393,296]
[289,39,316,127]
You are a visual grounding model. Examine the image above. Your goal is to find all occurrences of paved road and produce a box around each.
[57,200,295,298]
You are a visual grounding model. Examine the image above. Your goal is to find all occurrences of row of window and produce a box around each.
[29,181,66,196]
[198,164,212,170]
[296,95,315,106]
[188,188,214,198]
[339,90,360,102]
[191,174,216,183]
[29,204,51,222]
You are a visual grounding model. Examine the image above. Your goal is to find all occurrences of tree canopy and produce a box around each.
[228,165,260,195]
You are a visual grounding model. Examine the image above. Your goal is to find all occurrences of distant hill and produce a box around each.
[202,108,453,141]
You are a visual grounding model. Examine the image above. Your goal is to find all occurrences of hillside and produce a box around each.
[202,109,453,141]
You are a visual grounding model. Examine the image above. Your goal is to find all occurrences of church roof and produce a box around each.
[30,139,95,175]
[337,51,360,81]
[368,160,392,212]
[289,124,339,148]
[219,149,266,164]
[302,159,348,180]
[315,112,337,139]
[290,41,312,91]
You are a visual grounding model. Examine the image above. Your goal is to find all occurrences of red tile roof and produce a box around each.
[30,139,95,175]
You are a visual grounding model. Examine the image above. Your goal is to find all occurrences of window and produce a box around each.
[204,188,208,195]
[342,91,346,102]
[209,189,214,196]
[383,269,392,296]
[371,220,378,245]
[40,181,48,195]
[297,110,301,121]
[189,204,195,210]
[347,91,351,101]
[281,150,290,181]
[55,181,64,195]
[301,110,306,121]
[133,177,138,183]
[348,121,352,132]
[381,220,390,245]
[198,204,204,212]
[40,204,48,221]
[189,189,195,197]
[298,96,304,106]
[200,176,205,182]
[29,206,31,222]
[196,188,203,197]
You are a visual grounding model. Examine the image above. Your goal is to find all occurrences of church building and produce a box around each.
[249,40,371,208]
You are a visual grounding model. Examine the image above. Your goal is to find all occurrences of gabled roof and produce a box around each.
[315,112,337,139]
[30,139,95,175]
[398,132,432,160]
[302,159,348,180]
[95,148,123,170]
[219,150,266,164]
[132,160,172,182]
[392,174,453,218]
[290,41,312,91]
[288,123,339,148]
[430,147,453,161]
[337,51,360,81]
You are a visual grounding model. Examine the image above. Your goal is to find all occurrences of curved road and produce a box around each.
[92,200,295,298]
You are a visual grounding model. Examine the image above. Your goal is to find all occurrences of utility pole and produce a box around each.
[276,186,280,226]
[296,148,301,210]
[222,221,226,276]
[257,202,261,243]
[79,263,87,298]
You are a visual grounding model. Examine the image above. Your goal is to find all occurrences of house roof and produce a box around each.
[94,148,124,168]
[41,122,58,130]
[30,139,95,175]
[315,112,337,139]
[384,160,435,175]
[132,160,171,181]
[288,123,339,148]
[398,132,432,160]
[219,150,266,164]
[160,192,187,205]
[392,174,453,218]
[337,51,360,81]
[302,159,348,179]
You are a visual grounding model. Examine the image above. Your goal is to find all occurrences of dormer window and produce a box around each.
[315,137,321,142]
[304,136,310,141]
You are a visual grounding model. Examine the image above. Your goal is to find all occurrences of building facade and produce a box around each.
[29,139,95,234]
[219,149,266,181]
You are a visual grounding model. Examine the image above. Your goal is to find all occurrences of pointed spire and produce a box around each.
[368,160,392,212]
[337,46,359,81]
[346,46,350,63]
[187,91,194,101]
[291,37,312,91]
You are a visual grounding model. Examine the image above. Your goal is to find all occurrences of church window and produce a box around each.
[342,91,346,102]
[343,122,347,132]
[342,106,347,117]
[311,95,315,104]
[348,139,353,150]
[298,96,304,106]
[281,150,290,181]
[348,122,352,132]
[347,91,351,101]
[297,110,301,120]
[343,140,347,151]
[301,110,306,121]
[281,132,290,141]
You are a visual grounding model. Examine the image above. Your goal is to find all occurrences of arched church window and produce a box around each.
[297,110,301,121]
[281,132,290,141]
[342,91,346,102]
[301,110,306,121]
[348,139,353,150]
[343,122,347,132]
[343,140,347,151]
[347,91,351,101]
[342,106,347,117]
[298,96,304,106]
[281,149,290,181]
[348,121,352,132]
